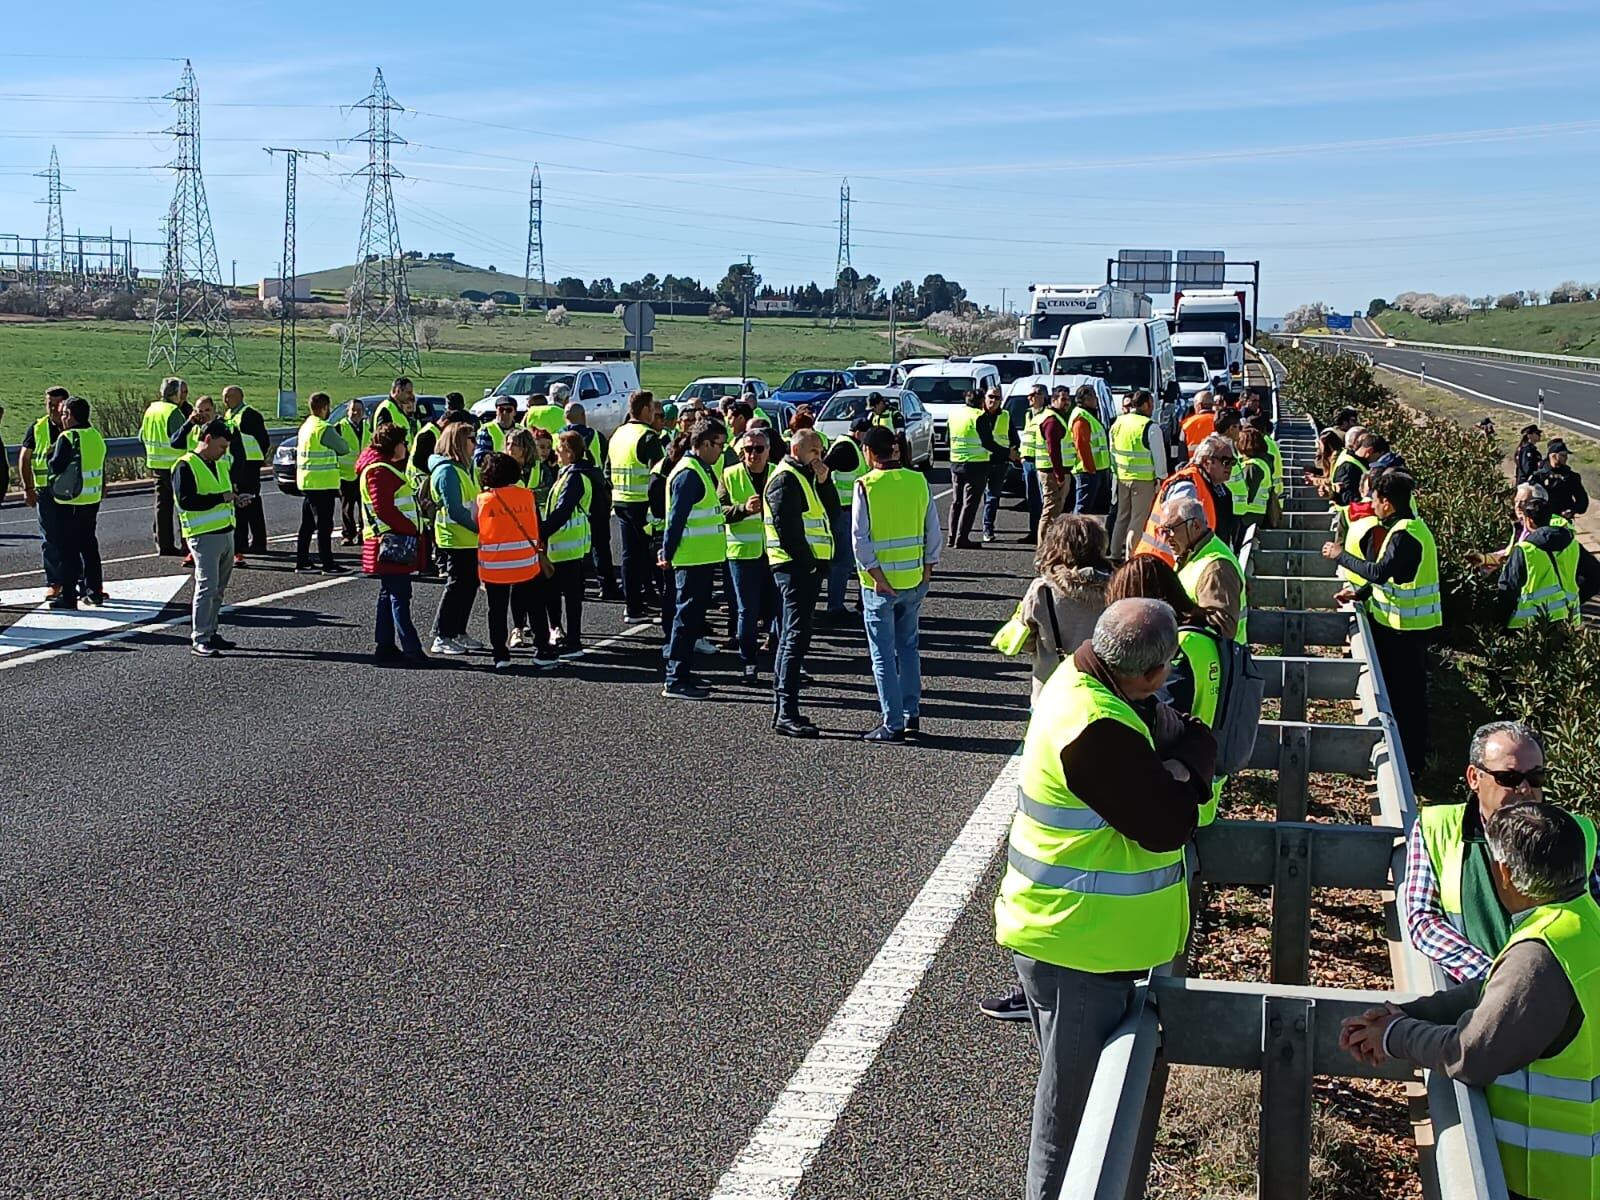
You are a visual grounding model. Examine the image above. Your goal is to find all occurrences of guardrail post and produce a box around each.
[1280,659,1308,724]
[1276,724,1310,821]
[1271,826,1311,985]
[1259,995,1314,1200]
[1282,609,1305,657]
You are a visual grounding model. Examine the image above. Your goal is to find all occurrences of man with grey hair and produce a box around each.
[522,386,566,438]
[1342,802,1600,1200]
[1156,492,1247,643]
[766,427,839,736]
[140,375,192,556]
[1403,720,1600,981]
[994,597,1217,1199]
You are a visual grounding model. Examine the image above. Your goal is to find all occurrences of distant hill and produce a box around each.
[1376,300,1600,356]
[298,256,547,301]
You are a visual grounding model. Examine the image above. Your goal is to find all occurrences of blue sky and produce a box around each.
[3,0,1599,315]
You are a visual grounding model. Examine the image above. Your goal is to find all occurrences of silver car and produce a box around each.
[812,387,935,470]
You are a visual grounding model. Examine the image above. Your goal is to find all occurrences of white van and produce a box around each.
[1052,317,1178,430]
[904,360,1002,457]
[1171,332,1232,392]
[476,350,641,436]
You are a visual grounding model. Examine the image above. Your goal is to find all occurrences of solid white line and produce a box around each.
[708,753,1020,1199]
[1375,364,1600,434]
[0,574,357,673]
[0,501,148,528]
[0,531,302,582]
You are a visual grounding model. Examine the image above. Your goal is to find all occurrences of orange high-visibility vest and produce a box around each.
[1136,465,1219,566]
[475,485,544,584]
[1181,411,1216,453]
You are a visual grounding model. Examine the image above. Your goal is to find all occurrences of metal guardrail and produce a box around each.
[1055,387,1505,1199]
[3,427,298,474]
[1293,332,1600,374]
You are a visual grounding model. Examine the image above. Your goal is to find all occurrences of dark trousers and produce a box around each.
[57,503,103,597]
[152,468,179,554]
[949,462,988,544]
[1073,470,1111,516]
[730,557,778,665]
[339,479,362,542]
[487,578,544,658]
[1022,461,1043,538]
[375,575,423,654]
[663,563,716,686]
[981,460,1010,535]
[615,502,654,614]
[231,460,267,555]
[38,492,65,586]
[590,482,617,591]
[433,547,479,639]
[1371,622,1430,777]
[773,563,822,721]
[547,559,587,647]
[296,489,338,568]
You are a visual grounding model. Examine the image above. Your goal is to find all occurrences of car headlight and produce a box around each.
[273,444,295,465]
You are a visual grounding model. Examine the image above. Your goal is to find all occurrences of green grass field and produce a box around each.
[0,312,909,442]
[1375,300,1600,356]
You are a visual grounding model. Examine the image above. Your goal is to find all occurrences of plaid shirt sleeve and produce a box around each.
[1401,819,1494,982]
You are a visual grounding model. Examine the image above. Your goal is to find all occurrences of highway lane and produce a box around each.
[0,470,1041,1198]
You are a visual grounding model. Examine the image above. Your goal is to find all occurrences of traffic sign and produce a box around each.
[624,333,654,352]
[623,302,656,336]
[1116,249,1173,295]
[1327,313,1354,330]
[1176,250,1226,289]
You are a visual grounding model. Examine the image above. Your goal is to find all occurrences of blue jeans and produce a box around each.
[773,563,822,721]
[981,461,1010,535]
[375,575,423,654]
[1073,471,1110,515]
[862,579,926,730]
[663,563,715,686]
[730,557,777,665]
[826,509,856,612]
[1021,461,1042,537]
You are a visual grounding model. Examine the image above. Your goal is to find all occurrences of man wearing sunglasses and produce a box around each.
[1401,720,1600,982]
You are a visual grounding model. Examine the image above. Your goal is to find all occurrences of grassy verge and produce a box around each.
[1375,301,1600,356]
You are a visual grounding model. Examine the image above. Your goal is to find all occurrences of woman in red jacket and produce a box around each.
[359,423,426,664]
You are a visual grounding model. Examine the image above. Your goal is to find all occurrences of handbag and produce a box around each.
[48,458,82,502]
[377,533,418,565]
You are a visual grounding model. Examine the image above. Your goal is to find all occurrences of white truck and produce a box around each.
[475,349,641,435]
[1174,290,1248,380]
[1016,283,1151,359]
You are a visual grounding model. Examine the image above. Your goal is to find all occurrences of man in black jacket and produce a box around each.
[1494,492,1600,625]
[221,386,269,564]
[768,428,840,738]
[1528,439,1589,520]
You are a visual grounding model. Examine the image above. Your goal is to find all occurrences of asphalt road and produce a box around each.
[0,468,1043,1198]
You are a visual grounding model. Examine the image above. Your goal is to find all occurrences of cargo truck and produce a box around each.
[1174,289,1248,379]
[1016,283,1151,358]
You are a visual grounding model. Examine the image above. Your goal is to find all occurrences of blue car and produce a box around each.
[770,368,855,410]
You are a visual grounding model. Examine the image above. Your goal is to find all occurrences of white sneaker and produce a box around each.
[431,636,467,656]
[456,633,486,651]
[508,628,528,649]
[694,637,718,655]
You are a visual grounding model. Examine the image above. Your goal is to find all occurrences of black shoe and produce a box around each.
[863,724,905,743]
[320,564,345,575]
[953,538,980,550]
[982,531,997,543]
[374,645,403,663]
[1018,534,1037,545]
[800,668,814,684]
[600,586,625,602]
[662,682,711,700]
[294,564,315,574]
[191,641,220,658]
[623,610,655,624]
[774,717,820,739]
[207,634,238,651]
[742,664,761,684]
[47,597,77,610]
[978,982,1031,1021]
[906,716,921,736]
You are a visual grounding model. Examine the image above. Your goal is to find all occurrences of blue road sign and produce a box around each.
[1327,313,1354,330]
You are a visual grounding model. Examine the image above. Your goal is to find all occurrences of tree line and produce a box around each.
[545,263,969,318]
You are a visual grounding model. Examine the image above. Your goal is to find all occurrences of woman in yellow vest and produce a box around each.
[48,396,109,608]
[540,431,594,659]
[476,451,554,671]
[428,422,484,657]
[659,419,728,700]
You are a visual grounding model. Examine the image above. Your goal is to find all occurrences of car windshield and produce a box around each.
[817,394,877,422]
[1053,356,1152,391]
[852,367,893,386]
[908,375,980,404]
[1178,345,1228,370]
[1175,360,1209,382]
[979,359,1041,385]
[493,370,577,397]
[1025,312,1095,341]
[780,371,838,392]
[683,381,745,402]
[1177,313,1241,341]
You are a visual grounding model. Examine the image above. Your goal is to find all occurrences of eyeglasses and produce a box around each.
[742,445,768,454]
[1474,764,1548,788]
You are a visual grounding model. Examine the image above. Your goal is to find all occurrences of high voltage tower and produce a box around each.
[834,177,854,326]
[523,165,546,312]
[267,147,328,403]
[341,68,419,376]
[34,145,71,281]
[147,59,237,371]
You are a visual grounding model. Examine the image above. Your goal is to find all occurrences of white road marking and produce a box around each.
[0,501,148,528]
[0,531,302,582]
[708,754,1020,1199]
[0,574,190,658]
[1375,364,1600,433]
[0,573,357,673]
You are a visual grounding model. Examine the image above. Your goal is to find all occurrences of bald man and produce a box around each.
[767,428,840,738]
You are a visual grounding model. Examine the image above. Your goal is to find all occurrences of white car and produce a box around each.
[1175,356,1213,408]
[674,376,771,406]
[476,352,641,435]
[896,356,946,375]
[847,361,906,388]
[967,352,1051,386]
[1002,374,1118,445]
[812,387,936,470]
[904,361,1003,456]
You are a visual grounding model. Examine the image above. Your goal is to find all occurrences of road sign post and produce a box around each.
[623,301,656,380]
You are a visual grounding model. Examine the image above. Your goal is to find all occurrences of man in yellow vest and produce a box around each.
[1108,388,1166,564]
[475,395,519,466]
[19,386,68,597]
[852,426,940,742]
[1343,801,1600,1200]
[1156,494,1247,644]
[1495,489,1600,627]
[719,429,777,683]
[142,376,192,556]
[996,598,1217,1199]
[611,389,667,621]
[1068,384,1112,518]
[1402,720,1600,982]
[334,397,368,546]
[221,385,269,565]
[658,418,727,701]
[294,391,349,575]
[1018,384,1049,544]
[562,399,620,600]
[45,396,109,609]
[766,428,838,737]
[1322,468,1439,777]
[174,419,238,656]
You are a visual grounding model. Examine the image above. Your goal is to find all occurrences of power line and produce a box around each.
[266,147,329,401]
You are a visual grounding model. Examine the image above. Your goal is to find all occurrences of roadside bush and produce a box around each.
[545,304,570,327]
[328,322,347,342]
[0,283,44,315]
[417,318,441,350]
[707,304,732,323]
